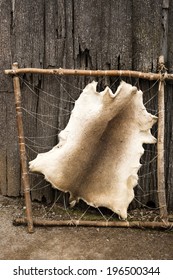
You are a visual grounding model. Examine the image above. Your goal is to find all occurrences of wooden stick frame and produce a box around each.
[4,67,173,81]
[4,57,171,232]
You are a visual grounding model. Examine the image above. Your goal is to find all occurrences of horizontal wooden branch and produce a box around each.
[13,217,173,230]
[4,67,173,81]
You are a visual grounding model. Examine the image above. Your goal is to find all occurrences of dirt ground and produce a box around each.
[0,195,172,260]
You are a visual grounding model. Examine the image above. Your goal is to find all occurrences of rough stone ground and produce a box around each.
[0,195,172,260]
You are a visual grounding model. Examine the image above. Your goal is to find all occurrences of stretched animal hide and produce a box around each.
[29,81,157,219]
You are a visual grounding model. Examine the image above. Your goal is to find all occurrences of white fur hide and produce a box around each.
[29,81,157,218]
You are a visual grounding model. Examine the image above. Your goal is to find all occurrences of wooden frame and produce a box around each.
[4,56,172,232]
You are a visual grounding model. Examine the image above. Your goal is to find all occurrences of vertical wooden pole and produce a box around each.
[12,62,34,233]
[157,56,168,221]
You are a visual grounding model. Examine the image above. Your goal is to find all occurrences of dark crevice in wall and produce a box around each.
[117,54,121,70]
[77,45,92,69]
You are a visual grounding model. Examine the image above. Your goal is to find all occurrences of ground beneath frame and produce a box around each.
[0,195,172,260]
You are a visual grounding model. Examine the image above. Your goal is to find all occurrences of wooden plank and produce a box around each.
[167,0,173,71]
[165,84,173,211]
[165,1,173,211]
[73,0,132,70]
[161,0,169,62]
[29,0,63,202]
[6,93,21,196]
[11,0,49,201]
[132,0,163,72]
[0,92,7,195]
[0,0,9,195]
[0,0,20,196]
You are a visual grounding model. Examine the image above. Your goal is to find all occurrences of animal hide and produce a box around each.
[29,81,157,219]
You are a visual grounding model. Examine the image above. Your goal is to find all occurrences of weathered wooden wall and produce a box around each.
[0,0,172,210]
